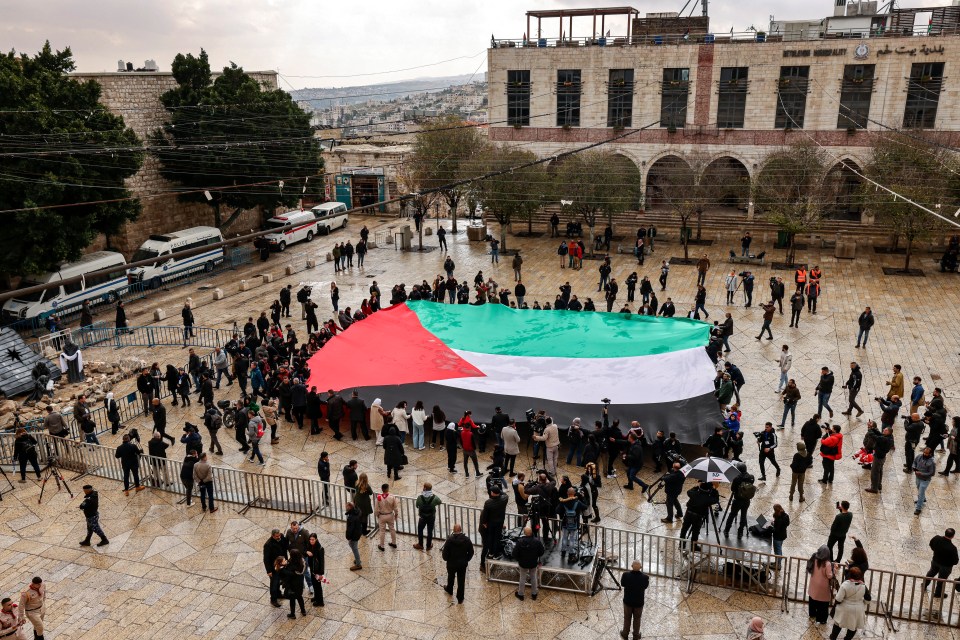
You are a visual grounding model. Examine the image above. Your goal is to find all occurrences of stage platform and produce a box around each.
[677,525,778,595]
[485,540,600,595]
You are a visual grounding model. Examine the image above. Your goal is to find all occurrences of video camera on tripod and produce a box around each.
[486,466,507,494]
[664,451,687,467]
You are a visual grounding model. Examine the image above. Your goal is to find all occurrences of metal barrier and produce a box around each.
[0,431,955,628]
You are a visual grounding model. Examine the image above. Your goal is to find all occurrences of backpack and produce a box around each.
[558,242,568,256]
[561,501,579,529]
[256,421,265,439]
[862,429,877,451]
[736,475,757,501]
[417,495,439,518]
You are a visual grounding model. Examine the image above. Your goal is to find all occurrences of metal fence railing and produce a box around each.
[0,431,950,628]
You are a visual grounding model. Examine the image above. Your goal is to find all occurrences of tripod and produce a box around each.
[38,459,74,504]
[646,473,669,503]
[0,463,13,501]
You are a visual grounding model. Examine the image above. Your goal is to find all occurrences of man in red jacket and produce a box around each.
[459,412,481,478]
[819,425,843,484]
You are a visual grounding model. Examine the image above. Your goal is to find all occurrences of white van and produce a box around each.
[263,210,320,251]
[311,202,349,234]
[127,226,224,289]
[2,251,129,322]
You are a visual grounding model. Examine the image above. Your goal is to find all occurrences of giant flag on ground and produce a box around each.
[306,301,720,442]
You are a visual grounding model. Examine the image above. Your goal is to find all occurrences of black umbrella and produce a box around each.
[680,456,741,483]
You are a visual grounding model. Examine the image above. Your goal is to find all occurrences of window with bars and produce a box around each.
[607,69,634,128]
[507,70,531,126]
[903,62,945,129]
[660,68,690,128]
[838,64,875,129]
[717,67,749,129]
[775,66,810,129]
[556,69,582,127]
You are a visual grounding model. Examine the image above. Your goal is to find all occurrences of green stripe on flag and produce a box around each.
[406,301,711,358]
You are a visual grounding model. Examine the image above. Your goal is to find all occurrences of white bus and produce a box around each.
[2,251,129,322]
[263,210,320,251]
[127,226,224,289]
[311,202,349,234]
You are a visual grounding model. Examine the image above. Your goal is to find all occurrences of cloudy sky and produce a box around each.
[4,0,955,89]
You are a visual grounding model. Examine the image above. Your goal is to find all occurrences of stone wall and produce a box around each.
[71,71,279,255]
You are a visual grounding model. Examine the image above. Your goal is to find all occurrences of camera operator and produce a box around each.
[680,481,720,545]
[524,473,558,546]
[556,487,588,564]
[740,271,755,307]
[902,412,926,473]
[530,410,549,468]
[865,422,894,493]
[660,462,686,523]
[877,395,902,431]
[479,485,508,571]
[533,416,560,478]
[755,422,780,481]
[566,417,585,466]
[724,463,756,539]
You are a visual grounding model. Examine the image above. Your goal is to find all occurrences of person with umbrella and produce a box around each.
[677,456,741,545]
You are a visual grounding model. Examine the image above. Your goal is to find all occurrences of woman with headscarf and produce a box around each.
[382,425,405,481]
[444,421,460,473]
[105,391,122,434]
[807,544,836,626]
[370,398,387,445]
[746,616,765,640]
[831,566,868,640]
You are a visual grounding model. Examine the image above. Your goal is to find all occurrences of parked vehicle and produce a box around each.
[263,210,320,252]
[127,226,224,289]
[311,202,349,234]
[2,251,128,322]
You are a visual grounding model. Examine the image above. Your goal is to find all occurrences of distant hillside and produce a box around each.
[291,73,486,108]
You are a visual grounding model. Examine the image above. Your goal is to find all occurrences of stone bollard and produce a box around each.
[285,265,295,276]
[262,273,273,284]
[368,241,377,249]
[325,252,333,262]
[240,280,251,291]
[425,227,433,236]
[306,259,316,268]
[212,288,224,300]
[153,308,166,321]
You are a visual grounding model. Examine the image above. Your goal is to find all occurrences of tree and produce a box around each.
[472,146,550,251]
[409,115,486,233]
[862,133,960,271]
[152,50,322,230]
[0,43,143,277]
[754,142,832,264]
[395,163,438,251]
[553,151,640,254]
[646,156,697,260]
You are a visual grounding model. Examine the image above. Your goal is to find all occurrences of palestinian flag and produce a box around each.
[306,301,720,442]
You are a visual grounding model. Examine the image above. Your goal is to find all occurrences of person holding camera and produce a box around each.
[755,302,775,340]
[819,425,843,484]
[886,364,905,400]
[660,462,686,523]
[79,484,108,547]
[864,422,894,493]
[479,485,508,570]
[756,422,780,480]
[841,362,864,417]
[623,433,649,493]
[557,487,588,564]
[724,463,756,538]
[902,412,926,473]
[680,481,720,545]
[741,271,755,307]
[526,473,558,545]
[779,380,802,429]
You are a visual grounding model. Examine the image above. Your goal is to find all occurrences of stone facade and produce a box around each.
[488,33,960,222]
[71,71,279,255]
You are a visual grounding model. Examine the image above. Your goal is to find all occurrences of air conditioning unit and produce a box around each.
[117,59,125,72]
[143,59,159,71]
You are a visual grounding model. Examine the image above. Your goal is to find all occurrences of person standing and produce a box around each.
[181,451,198,506]
[502,419,521,476]
[514,526,545,601]
[194,452,217,513]
[78,484,109,547]
[779,380,801,429]
[533,418,560,478]
[382,426,404,481]
[305,534,325,607]
[855,307,874,348]
[479,485,508,570]
[755,301,775,340]
[413,483,442,551]
[941,417,960,475]
[658,261,669,291]
[777,345,792,392]
[441,523,474,604]
[660,462,685,523]
[886,364,904,400]
[490,237,500,263]
[620,560,649,640]
[910,376,926,414]
[789,442,807,502]
[815,367,835,420]
[136,368,154,416]
[512,252,523,282]
[375,484,399,551]
[181,301,195,347]
[115,434,144,495]
[437,226,447,251]
[819,425,843,484]
[757,422,780,481]
[345,502,364,571]
[151,398,175,446]
[740,232,752,257]
[841,362,864,417]
[345,391,368,441]
[115,300,128,334]
[696,254,710,286]
[282,550,308,619]
[459,418,481,478]
[13,429,41,483]
[0,597,22,639]
[865,425,894,493]
[830,567,868,640]
[326,389,345,441]
[807,545,835,625]
[924,529,959,598]
[598,259,611,291]
[788,288,804,328]
[724,271,737,305]
[913,446,936,515]
[828,501,853,562]
[18,578,45,640]
[263,529,288,607]
[724,465,756,538]
[770,276,785,314]
[772,504,790,566]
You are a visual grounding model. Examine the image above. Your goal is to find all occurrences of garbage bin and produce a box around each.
[775,231,791,248]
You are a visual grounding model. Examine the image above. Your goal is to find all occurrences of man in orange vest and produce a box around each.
[794,265,807,292]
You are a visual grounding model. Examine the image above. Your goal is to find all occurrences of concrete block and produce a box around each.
[262,274,273,284]
[306,259,316,268]
[425,227,433,236]
[212,288,224,300]
[240,280,251,292]
[153,308,166,321]
[367,241,377,250]
[325,252,333,261]
[285,265,295,276]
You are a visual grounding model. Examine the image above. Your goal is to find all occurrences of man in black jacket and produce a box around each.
[904,413,926,472]
[661,462,685,523]
[345,503,364,570]
[115,434,143,495]
[815,367,836,419]
[279,284,292,317]
[490,407,510,449]
[441,523,474,604]
[800,415,822,469]
[841,361,864,417]
[703,427,726,459]
[770,276,785,314]
[79,485,109,546]
[326,390,345,440]
[181,451,198,506]
[136,368,154,416]
[151,398,175,446]
[924,529,959,598]
[621,560,649,640]
[345,391,369,441]
[724,467,755,539]
[757,422,780,480]
[342,459,358,490]
[680,482,719,545]
[263,529,289,606]
[479,486,508,570]
[514,525,545,601]
[788,290,804,328]
[855,306,874,348]
[724,361,745,404]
